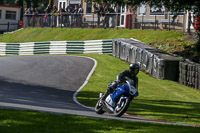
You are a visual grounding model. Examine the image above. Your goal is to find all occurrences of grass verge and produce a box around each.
[1,28,195,58]
[0,109,199,133]
[0,28,193,52]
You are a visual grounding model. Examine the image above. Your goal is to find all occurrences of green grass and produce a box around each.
[0,28,193,53]
[0,109,199,133]
[0,28,190,44]
[77,54,200,125]
[1,28,194,54]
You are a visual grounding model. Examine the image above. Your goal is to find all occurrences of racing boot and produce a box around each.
[101,90,110,101]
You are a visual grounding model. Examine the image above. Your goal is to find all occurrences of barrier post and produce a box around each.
[41,15,44,28]
[168,13,171,31]
[142,14,144,30]
[187,12,191,33]
[115,13,118,29]
[51,14,53,28]
[7,22,10,32]
[70,14,72,28]
[93,13,94,28]
[32,16,34,28]
[61,15,63,28]
[154,15,157,30]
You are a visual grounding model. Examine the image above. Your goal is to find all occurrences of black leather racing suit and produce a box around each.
[102,70,138,100]
[118,70,138,89]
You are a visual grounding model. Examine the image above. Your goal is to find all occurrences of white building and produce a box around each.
[0,5,21,31]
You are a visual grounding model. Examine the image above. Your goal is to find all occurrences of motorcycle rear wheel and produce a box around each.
[114,96,131,117]
[95,99,105,114]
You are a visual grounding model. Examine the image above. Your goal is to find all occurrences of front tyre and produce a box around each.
[95,99,105,114]
[114,96,131,117]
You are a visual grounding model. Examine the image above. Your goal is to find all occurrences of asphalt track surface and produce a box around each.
[0,55,199,127]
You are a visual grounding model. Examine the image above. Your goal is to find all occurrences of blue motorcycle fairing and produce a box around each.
[105,83,139,111]
[134,91,139,97]
[105,84,130,110]
[121,96,129,100]
[110,84,130,102]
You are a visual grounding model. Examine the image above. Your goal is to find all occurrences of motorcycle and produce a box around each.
[95,77,139,117]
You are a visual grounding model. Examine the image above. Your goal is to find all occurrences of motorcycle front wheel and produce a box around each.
[95,99,105,114]
[114,96,131,117]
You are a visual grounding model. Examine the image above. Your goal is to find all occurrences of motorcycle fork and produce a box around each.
[99,93,103,98]
[117,96,127,107]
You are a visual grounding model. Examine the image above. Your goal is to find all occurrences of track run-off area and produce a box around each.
[0,55,199,127]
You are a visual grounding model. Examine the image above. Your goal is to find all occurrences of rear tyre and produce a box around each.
[114,96,131,117]
[95,99,105,114]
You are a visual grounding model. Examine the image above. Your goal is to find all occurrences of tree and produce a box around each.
[0,0,15,6]
[127,0,200,14]
[25,0,31,8]
[91,0,200,13]
[16,0,24,20]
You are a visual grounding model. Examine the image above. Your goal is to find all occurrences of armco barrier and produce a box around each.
[0,40,112,55]
[112,38,181,81]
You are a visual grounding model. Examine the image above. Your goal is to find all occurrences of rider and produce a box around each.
[102,63,139,100]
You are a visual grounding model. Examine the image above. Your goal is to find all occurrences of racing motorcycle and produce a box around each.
[95,77,139,117]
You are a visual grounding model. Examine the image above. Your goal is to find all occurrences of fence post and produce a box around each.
[93,13,94,28]
[51,15,53,28]
[142,14,144,30]
[70,14,72,28]
[32,16,34,28]
[168,13,171,31]
[7,22,10,32]
[116,13,118,30]
[61,15,63,28]
[154,15,157,30]
[129,14,131,29]
[182,12,186,32]
[187,12,191,34]
[41,15,44,28]
[23,16,26,28]
[104,14,107,29]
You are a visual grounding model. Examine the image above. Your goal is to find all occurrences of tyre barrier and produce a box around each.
[0,39,112,55]
[112,38,181,81]
[179,61,200,89]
